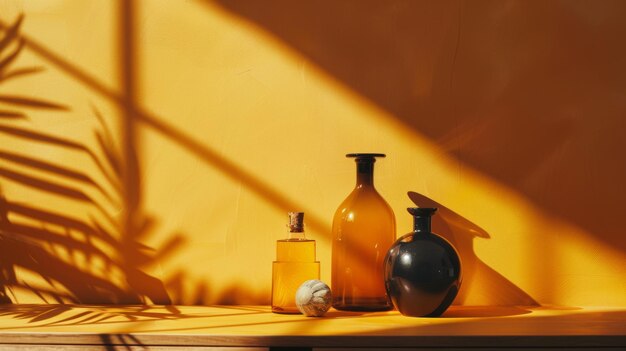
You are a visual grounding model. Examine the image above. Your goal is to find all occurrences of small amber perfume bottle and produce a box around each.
[271,212,320,314]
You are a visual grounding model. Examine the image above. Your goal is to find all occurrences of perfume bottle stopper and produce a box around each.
[288,212,304,232]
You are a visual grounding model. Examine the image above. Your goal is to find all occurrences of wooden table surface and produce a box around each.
[0,305,625,349]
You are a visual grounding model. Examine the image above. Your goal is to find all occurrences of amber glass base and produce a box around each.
[271,261,320,313]
[333,298,393,312]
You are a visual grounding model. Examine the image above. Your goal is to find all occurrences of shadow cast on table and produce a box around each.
[441,305,530,318]
[8,304,616,348]
[0,304,274,328]
[34,306,600,339]
[0,303,364,333]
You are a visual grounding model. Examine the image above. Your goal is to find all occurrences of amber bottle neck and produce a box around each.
[413,216,432,233]
[355,161,375,187]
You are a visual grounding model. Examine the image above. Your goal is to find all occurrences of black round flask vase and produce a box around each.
[383,208,462,317]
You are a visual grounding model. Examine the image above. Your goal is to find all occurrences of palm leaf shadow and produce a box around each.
[0,14,187,322]
[0,15,68,118]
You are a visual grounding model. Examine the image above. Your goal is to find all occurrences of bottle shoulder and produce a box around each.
[395,231,456,249]
[332,187,396,232]
[336,186,394,211]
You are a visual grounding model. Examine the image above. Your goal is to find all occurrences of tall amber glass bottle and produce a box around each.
[332,153,395,311]
[272,212,320,314]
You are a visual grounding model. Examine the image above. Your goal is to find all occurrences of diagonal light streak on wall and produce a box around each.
[0,16,331,237]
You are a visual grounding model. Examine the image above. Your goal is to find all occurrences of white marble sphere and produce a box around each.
[295,280,332,317]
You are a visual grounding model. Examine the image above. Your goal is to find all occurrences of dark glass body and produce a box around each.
[384,208,461,317]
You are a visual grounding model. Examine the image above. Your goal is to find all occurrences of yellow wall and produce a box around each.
[1,0,625,306]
